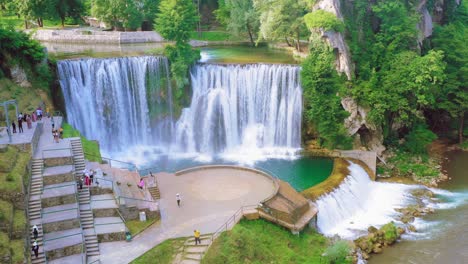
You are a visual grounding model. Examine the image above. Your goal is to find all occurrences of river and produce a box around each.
[370,150,468,263]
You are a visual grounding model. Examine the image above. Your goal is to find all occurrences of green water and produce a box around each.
[142,156,333,192]
[200,46,298,64]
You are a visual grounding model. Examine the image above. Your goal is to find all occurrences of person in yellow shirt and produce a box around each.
[194,230,201,245]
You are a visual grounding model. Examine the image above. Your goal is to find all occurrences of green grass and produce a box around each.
[0,200,13,224]
[130,237,185,264]
[12,209,26,234]
[62,123,102,163]
[0,78,53,122]
[202,219,329,264]
[189,31,243,41]
[126,219,158,236]
[0,147,18,173]
[0,232,9,256]
[10,239,25,264]
[0,13,80,30]
[0,151,30,193]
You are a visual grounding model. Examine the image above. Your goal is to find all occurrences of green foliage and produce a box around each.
[0,147,18,173]
[91,0,149,30]
[62,123,102,162]
[380,222,398,243]
[189,31,239,41]
[403,124,437,154]
[254,0,309,50]
[0,150,30,193]
[155,0,199,43]
[387,149,439,181]
[304,10,345,33]
[202,219,328,264]
[0,200,13,223]
[131,238,185,264]
[216,0,260,45]
[301,39,352,149]
[324,240,352,264]
[126,219,157,236]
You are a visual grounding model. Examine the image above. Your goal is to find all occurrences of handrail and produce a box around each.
[94,222,124,226]
[84,152,137,171]
[42,147,73,159]
[93,176,114,192]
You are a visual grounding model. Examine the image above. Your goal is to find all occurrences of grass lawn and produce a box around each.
[62,123,102,163]
[126,219,158,236]
[0,13,80,30]
[0,200,13,224]
[0,147,18,173]
[189,31,244,41]
[10,239,24,264]
[0,150,30,193]
[130,238,186,264]
[12,209,26,234]
[202,219,329,264]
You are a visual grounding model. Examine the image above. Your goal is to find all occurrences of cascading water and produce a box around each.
[58,56,173,152]
[174,63,302,160]
[58,57,302,161]
[316,162,418,239]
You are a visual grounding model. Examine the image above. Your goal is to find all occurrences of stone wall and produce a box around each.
[32,30,164,44]
[93,208,118,218]
[97,231,125,242]
[45,243,82,261]
[42,194,76,208]
[44,157,73,167]
[43,218,80,233]
[43,172,74,186]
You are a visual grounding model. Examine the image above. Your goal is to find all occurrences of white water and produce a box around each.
[58,58,302,162]
[58,56,173,152]
[317,162,417,239]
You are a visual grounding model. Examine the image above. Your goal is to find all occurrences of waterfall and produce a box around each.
[174,63,302,160]
[316,162,417,239]
[58,57,302,161]
[57,56,173,152]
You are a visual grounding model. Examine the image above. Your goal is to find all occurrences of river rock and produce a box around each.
[408,224,417,232]
[372,244,383,254]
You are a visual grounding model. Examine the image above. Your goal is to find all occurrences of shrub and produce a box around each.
[324,240,352,264]
[304,10,345,33]
[403,124,437,154]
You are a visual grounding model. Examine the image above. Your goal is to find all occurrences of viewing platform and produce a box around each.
[41,181,77,208]
[42,203,80,232]
[94,217,126,242]
[43,164,75,185]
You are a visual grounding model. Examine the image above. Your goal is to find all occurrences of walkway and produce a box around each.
[99,168,277,264]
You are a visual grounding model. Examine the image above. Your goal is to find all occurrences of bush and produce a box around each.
[324,240,352,264]
[404,124,437,154]
[304,10,345,33]
[381,222,398,244]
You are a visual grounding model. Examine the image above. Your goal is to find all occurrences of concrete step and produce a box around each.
[183,253,202,261]
[184,246,208,253]
[179,259,200,264]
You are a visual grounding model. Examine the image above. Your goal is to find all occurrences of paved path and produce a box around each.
[33,116,65,159]
[99,169,276,264]
[0,120,39,145]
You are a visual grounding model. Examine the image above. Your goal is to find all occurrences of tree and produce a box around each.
[155,0,198,43]
[432,3,468,143]
[254,0,308,51]
[301,38,352,149]
[304,10,344,33]
[49,0,83,27]
[154,0,200,89]
[91,0,143,30]
[214,0,259,46]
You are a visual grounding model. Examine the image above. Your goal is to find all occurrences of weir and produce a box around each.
[58,57,302,157]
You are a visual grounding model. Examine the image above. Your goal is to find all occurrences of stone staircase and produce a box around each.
[176,235,211,264]
[70,138,86,179]
[78,187,100,257]
[29,158,46,264]
[148,186,161,200]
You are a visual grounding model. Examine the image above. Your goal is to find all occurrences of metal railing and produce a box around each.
[84,152,137,171]
[42,182,76,192]
[41,207,79,218]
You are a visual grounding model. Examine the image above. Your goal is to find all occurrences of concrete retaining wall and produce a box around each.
[43,218,80,233]
[43,172,74,186]
[43,156,73,167]
[42,194,76,208]
[97,231,125,242]
[33,30,164,44]
[45,243,82,261]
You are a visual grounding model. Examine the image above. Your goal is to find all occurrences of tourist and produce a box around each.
[32,111,37,122]
[18,117,23,133]
[137,178,145,190]
[36,108,42,120]
[78,176,83,190]
[11,121,16,133]
[26,114,32,129]
[89,169,94,183]
[32,240,39,258]
[176,193,181,207]
[53,130,59,143]
[194,230,201,245]
[59,126,63,138]
[32,225,38,239]
[18,112,23,121]
[85,173,91,186]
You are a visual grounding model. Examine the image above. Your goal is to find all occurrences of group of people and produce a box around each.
[78,168,95,189]
[10,107,46,134]
[31,225,39,258]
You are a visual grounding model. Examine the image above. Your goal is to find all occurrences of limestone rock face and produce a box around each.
[341,97,385,155]
[313,0,353,80]
[11,65,31,87]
